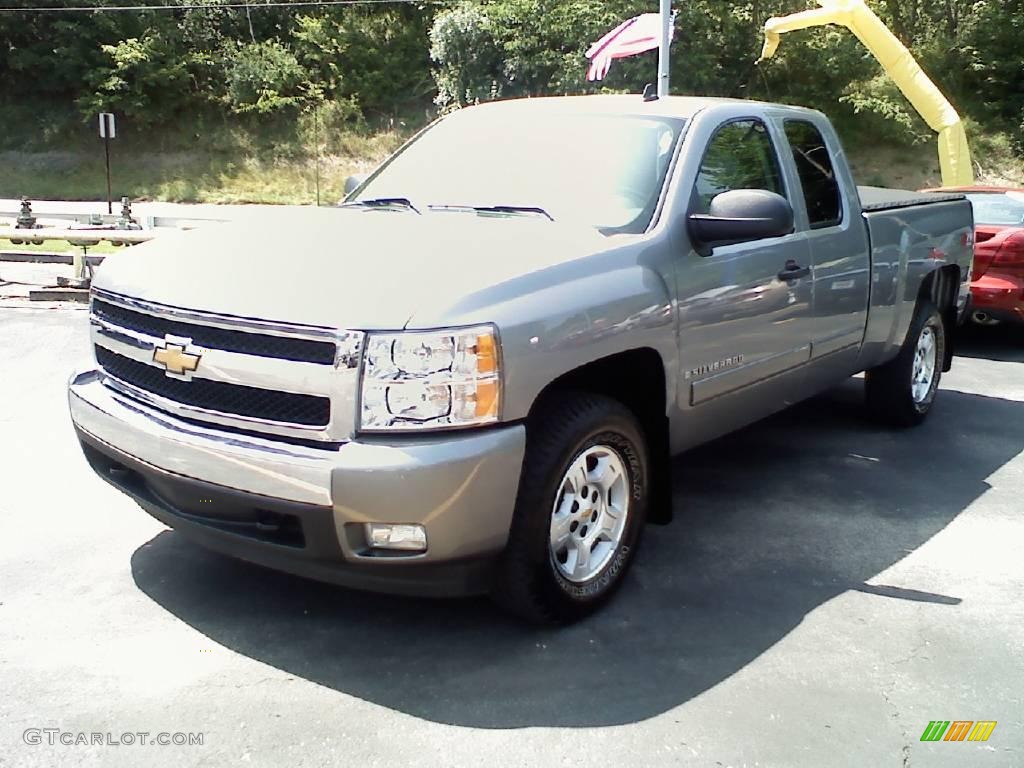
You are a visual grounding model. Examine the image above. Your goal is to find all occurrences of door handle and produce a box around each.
[778,260,811,281]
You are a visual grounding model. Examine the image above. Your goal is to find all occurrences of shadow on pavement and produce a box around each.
[131,379,1023,728]
[955,323,1024,363]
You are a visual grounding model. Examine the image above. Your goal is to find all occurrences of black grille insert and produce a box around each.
[96,346,330,427]
[92,298,336,365]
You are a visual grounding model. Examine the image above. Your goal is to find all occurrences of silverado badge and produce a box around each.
[684,354,744,380]
[152,336,202,380]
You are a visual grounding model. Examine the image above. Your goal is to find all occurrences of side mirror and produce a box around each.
[343,174,367,196]
[688,189,795,255]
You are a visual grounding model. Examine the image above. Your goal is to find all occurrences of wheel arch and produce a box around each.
[526,347,673,524]
[919,264,960,371]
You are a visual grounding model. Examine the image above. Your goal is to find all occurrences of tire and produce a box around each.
[491,392,649,624]
[865,299,946,427]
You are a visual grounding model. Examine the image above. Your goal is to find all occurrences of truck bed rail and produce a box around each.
[858,186,966,212]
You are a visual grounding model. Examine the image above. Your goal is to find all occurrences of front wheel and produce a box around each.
[491,392,649,624]
[865,300,946,427]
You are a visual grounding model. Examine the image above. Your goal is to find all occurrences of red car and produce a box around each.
[923,186,1024,325]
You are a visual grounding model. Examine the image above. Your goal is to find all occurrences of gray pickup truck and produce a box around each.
[69,95,973,623]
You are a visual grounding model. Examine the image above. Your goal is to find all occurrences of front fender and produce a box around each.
[493,264,677,422]
[407,249,678,424]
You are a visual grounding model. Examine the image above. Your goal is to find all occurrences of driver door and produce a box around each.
[674,118,815,444]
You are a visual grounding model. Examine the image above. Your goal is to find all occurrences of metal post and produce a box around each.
[104,136,112,215]
[72,247,87,285]
[657,0,672,97]
[314,104,321,207]
[60,245,91,289]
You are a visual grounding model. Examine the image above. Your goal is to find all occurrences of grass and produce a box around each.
[0,103,412,204]
[0,235,119,255]
[5,139,1017,206]
[0,138,405,205]
[846,143,943,190]
[965,129,1024,187]
[2,103,1022,205]
[845,132,1024,191]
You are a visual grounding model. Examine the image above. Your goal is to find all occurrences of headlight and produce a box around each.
[359,325,501,432]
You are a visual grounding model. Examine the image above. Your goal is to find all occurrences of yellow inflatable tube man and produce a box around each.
[759,0,974,187]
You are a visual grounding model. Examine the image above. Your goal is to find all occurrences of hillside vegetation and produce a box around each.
[2,0,1023,203]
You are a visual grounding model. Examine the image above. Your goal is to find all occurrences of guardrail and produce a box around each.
[0,228,159,294]
[1,229,155,246]
[0,200,233,299]
[0,212,227,230]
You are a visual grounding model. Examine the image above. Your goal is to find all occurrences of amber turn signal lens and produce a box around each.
[474,380,499,419]
[475,332,498,375]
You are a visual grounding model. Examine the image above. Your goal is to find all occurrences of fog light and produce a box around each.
[365,523,427,552]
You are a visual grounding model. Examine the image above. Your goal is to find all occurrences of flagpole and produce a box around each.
[657,0,671,97]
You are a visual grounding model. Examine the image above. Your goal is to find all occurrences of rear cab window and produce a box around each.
[783,120,843,229]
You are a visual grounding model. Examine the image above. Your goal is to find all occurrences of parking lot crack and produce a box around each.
[881,675,913,768]
[891,639,930,666]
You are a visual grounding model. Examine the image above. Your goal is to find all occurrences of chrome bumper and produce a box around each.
[69,369,526,565]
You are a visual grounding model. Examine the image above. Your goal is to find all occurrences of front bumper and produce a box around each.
[69,369,526,597]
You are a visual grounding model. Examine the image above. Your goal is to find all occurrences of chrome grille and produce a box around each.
[95,346,330,426]
[92,298,337,364]
[89,288,363,442]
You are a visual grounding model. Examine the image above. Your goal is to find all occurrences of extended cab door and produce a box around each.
[778,118,871,382]
[673,116,815,446]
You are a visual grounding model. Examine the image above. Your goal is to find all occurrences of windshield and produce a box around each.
[352,108,685,234]
[966,192,1024,227]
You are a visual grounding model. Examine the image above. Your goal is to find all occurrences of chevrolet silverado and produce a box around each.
[69,95,974,622]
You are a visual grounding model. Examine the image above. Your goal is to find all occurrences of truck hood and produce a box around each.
[94,207,613,329]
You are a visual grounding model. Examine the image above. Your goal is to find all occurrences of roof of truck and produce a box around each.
[459,94,814,121]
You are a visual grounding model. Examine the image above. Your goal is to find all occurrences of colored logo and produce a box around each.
[920,721,997,742]
[152,336,202,379]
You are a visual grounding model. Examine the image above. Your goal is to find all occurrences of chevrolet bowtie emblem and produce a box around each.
[153,338,202,379]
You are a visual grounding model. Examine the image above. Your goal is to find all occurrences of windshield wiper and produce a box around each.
[428,204,554,221]
[341,197,421,214]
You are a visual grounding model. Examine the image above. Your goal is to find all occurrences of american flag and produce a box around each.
[586,11,676,82]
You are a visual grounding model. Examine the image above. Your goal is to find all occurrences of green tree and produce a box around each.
[223,39,308,115]
[79,33,192,123]
[293,6,434,119]
[1,0,1022,159]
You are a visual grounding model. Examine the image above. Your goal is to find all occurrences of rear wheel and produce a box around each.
[865,300,945,427]
[491,392,649,624]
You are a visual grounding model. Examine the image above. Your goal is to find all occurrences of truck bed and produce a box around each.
[856,189,974,372]
[858,186,965,212]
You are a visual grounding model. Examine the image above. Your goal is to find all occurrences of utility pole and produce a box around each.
[657,0,672,97]
[104,138,112,214]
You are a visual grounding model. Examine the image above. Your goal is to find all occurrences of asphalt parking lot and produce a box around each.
[1,306,1021,768]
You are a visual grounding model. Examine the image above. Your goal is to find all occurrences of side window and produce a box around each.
[784,120,843,229]
[693,120,785,214]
